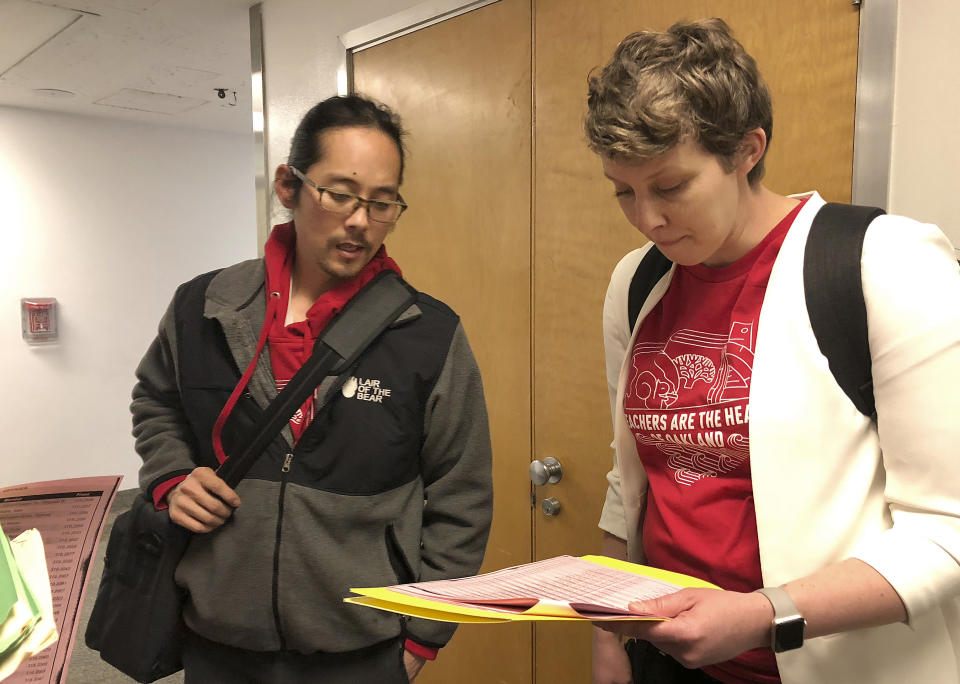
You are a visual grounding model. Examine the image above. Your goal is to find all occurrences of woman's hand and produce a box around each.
[597,588,772,670]
[167,466,241,533]
[592,626,632,684]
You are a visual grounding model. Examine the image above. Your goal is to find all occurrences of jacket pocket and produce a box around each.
[385,524,417,585]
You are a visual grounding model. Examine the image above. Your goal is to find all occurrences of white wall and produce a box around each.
[888,0,960,249]
[0,106,257,489]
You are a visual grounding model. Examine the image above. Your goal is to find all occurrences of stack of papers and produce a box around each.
[0,475,121,684]
[0,524,57,681]
[346,554,719,623]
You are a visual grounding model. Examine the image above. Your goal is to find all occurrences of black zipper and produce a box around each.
[272,452,293,650]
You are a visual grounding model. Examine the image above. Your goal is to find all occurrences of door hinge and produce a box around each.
[852,0,862,6]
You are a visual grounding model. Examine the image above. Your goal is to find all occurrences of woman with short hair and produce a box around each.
[588,18,960,684]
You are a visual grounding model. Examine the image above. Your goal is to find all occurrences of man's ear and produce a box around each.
[274,164,299,209]
[738,127,768,177]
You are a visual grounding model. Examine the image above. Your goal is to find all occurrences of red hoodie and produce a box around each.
[154,222,401,492]
[262,222,402,441]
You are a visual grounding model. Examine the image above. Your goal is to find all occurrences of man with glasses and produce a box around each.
[131,95,493,683]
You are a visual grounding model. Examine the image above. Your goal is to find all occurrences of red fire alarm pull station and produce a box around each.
[21,298,58,344]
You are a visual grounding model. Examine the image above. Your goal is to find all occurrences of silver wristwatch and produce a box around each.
[755,586,806,652]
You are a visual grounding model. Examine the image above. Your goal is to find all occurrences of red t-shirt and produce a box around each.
[623,200,804,684]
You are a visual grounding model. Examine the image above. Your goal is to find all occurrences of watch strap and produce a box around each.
[756,586,800,618]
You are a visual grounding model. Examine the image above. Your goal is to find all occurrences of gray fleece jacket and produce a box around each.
[131,258,493,654]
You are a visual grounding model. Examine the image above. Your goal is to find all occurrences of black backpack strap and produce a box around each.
[628,246,673,331]
[803,202,885,421]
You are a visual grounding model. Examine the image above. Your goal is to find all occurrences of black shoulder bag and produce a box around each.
[84,270,417,683]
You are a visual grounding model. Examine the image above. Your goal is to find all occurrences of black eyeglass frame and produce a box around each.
[288,166,407,224]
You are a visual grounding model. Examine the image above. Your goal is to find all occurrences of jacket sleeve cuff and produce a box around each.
[151,475,188,510]
[850,525,960,624]
[404,639,439,660]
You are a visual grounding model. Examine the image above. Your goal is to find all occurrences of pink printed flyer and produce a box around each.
[0,476,121,683]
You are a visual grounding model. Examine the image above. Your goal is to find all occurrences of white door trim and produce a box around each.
[338,0,502,94]
[853,0,898,208]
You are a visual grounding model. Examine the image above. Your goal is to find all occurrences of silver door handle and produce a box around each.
[529,457,563,485]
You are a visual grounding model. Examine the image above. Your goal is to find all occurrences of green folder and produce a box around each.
[0,522,41,661]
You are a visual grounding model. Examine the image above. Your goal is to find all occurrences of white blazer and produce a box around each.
[599,192,960,684]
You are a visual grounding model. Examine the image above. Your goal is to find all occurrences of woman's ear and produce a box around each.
[274,164,299,209]
[738,127,768,177]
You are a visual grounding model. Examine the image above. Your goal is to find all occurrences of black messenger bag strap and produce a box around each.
[803,202,885,422]
[216,269,417,487]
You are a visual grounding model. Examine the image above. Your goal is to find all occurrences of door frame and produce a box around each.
[851,0,897,208]
[339,0,503,92]
[251,0,900,229]
[249,2,270,252]
[324,2,897,682]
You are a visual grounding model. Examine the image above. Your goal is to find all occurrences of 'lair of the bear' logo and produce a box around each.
[342,376,391,403]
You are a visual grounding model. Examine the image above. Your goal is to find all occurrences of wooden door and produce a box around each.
[353,1,860,682]
[353,1,534,682]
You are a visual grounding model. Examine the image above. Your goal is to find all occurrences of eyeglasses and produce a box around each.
[289,166,407,224]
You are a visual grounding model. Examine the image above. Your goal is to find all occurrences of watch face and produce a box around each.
[774,617,805,652]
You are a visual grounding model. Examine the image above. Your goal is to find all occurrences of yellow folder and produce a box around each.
[346,555,719,624]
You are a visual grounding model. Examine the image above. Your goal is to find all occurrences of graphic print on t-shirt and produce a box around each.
[625,318,753,486]
[620,202,801,684]
[275,377,317,437]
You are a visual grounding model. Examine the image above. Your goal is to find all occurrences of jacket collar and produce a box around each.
[198,257,421,417]
[202,257,422,325]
